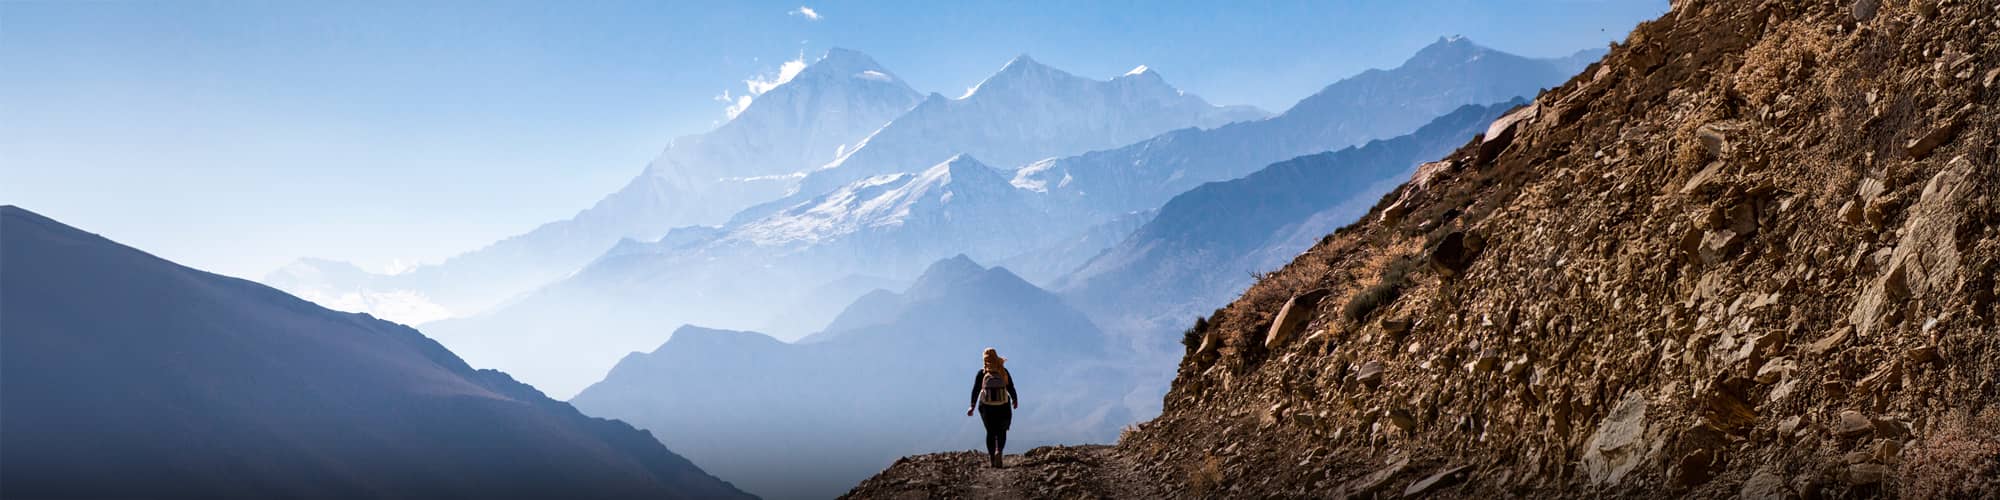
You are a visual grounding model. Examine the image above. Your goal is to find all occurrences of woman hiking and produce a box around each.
[967,348,1018,468]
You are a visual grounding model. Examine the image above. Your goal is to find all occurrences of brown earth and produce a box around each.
[839,446,1162,500]
[847,0,2000,497]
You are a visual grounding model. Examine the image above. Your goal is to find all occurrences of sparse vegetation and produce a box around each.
[1342,254,1419,322]
[1186,453,1224,496]
[1899,408,2000,498]
[1180,316,1209,353]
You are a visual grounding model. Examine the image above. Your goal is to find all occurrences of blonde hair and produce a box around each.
[982,348,1010,382]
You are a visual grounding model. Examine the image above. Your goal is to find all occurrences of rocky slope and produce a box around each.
[0,206,750,500]
[849,0,2000,497]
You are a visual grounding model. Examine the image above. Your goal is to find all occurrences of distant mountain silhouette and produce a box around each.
[571,256,1127,500]
[0,206,750,500]
[1051,100,1522,415]
[1017,37,1600,218]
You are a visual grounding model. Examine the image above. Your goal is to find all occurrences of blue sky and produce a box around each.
[0,0,1666,279]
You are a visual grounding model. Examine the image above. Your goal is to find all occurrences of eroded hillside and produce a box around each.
[848,0,2000,497]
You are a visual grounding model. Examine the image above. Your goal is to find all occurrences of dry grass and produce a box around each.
[1731,21,1833,108]
[1343,254,1421,323]
[1186,454,1225,496]
[1898,407,2000,498]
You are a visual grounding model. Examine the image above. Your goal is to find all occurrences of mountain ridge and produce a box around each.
[0,205,751,500]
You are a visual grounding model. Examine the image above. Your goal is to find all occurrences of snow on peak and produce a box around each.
[960,53,1069,99]
[1124,65,1151,76]
[731,155,1014,246]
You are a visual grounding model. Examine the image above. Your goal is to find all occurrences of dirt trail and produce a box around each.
[840,445,1164,499]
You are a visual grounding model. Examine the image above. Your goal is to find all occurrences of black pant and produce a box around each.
[977,403,1011,454]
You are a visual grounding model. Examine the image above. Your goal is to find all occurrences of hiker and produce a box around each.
[967,347,1018,468]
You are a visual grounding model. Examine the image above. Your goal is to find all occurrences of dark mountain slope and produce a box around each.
[0,206,750,500]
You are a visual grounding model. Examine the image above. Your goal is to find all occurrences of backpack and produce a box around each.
[979,371,1010,406]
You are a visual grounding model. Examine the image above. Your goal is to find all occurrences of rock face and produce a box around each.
[852,0,2000,497]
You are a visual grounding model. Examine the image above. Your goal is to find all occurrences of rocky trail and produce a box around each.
[841,445,1164,500]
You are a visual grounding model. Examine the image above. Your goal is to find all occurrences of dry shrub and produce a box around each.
[1343,254,1420,322]
[1899,407,2000,498]
[1187,453,1224,496]
[1732,21,1833,108]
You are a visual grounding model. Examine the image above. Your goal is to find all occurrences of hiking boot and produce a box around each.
[991,452,1002,468]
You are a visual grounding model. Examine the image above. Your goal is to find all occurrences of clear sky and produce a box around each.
[0,0,1667,279]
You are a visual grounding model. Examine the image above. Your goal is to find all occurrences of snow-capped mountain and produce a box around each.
[0,206,750,500]
[266,48,924,324]
[1016,36,1603,217]
[738,55,1268,222]
[424,155,1085,398]
[569,256,1125,500]
[427,38,1604,401]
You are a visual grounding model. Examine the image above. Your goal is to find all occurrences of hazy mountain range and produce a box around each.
[267,48,927,324]
[1051,100,1524,415]
[416,38,1599,400]
[570,256,1129,500]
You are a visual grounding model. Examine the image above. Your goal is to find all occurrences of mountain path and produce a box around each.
[842,445,1163,499]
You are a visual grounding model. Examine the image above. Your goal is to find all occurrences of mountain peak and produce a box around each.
[940,153,988,171]
[961,54,1073,98]
[921,154,1010,189]
[907,254,987,296]
[1406,35,1490,67]
[796,47,903,84]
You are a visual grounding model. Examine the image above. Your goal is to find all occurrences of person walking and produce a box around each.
[967,348,1018,468]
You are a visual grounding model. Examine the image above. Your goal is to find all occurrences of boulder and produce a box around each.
[1850,156,1975,335]
[1386,409,1418,432]
[1582,393,1651,484]
[1382,161,1456,223]
[1264,289,1332,350]
[1904,105,1970,159]
[1853,0,1879,22]
[1479,104,1538,164]
[1381,317,1413,337]
[1671,449,1718,487]
[1429,231,1487,276]
[1740,469,1791,499]
[1698,229,1747,265]
[1844,463,1890,485]
[1904,345,1939,364]
[1402,465,1470,497]
[1755,357,1795,384]
[1835,410,1873,438]
[1703,376,1760,432]
[1342,457,1410,497]
[1696,120,1750,157]
[1354,360,1386,388]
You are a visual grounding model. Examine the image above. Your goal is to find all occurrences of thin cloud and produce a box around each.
[789,6,821,20]
[717,53,809,119]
